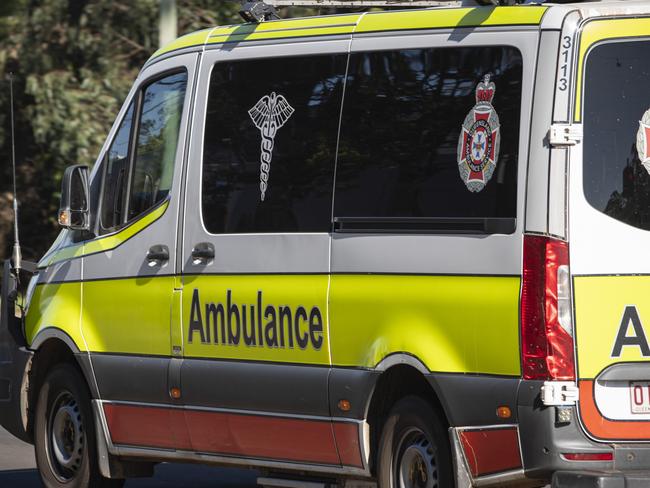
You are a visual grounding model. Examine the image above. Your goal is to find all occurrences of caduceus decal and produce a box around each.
[248,92,295,201]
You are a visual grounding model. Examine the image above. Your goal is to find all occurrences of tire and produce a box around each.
[34,363,124,488]
[377,396,453,488]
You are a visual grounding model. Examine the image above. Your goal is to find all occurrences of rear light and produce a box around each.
[561,453,613,462]
[521,235,576,381]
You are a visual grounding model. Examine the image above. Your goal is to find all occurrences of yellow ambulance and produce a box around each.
[3,1,650,487]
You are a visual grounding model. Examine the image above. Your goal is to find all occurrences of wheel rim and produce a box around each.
[394,428,438,488]
[47,391,84,482]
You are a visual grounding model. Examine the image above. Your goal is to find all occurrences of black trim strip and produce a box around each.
[334,217,516,235]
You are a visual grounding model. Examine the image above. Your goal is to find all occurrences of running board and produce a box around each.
[257,477,377,488]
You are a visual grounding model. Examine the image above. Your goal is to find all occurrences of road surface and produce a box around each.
[0,427,259,487]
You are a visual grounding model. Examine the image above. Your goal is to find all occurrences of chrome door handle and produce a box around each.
[146,244,169,266]
[191,242,215,264]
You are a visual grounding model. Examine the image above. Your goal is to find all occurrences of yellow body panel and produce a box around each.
[150,6,547,61]
[574,276,650,379]
[329,275,521,375]
[26,282,86,351]
[575,17,650,121]
[81,277,174,356]
[356,6,547,33]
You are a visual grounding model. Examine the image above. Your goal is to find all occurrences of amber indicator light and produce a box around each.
[170,387,182,399]
[496,406,512,419]
[338,399,351,412]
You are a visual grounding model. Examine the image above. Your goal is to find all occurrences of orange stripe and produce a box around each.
[104,403,362,466]
[458,427,521,477]
[579,380,650,440]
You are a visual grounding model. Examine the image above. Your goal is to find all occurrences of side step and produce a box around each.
[257,477,330,488]
[257,477,377,488]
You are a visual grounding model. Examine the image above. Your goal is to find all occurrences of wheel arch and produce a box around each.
[365,353,451,476]
[26,328,97,441]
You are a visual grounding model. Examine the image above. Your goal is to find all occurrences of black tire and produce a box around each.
[34,363,124,488]
[377,396,453,488]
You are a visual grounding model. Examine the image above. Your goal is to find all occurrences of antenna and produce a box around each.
[8,73,21,274]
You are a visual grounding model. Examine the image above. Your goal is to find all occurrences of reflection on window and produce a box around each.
[101,103,134,231]
[129,71,187,221]
[202,54,346,234]
[584,41,650,231]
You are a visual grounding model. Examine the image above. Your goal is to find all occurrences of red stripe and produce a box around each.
[458,427,522,477]
[103,404,360,466]
[332,422,363,468]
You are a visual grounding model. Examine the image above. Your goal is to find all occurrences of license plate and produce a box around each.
[630,382,650,414]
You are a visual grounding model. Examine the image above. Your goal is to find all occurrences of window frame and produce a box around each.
[96,67,189,236]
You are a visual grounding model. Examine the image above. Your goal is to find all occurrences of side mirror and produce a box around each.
[58,165,90,231]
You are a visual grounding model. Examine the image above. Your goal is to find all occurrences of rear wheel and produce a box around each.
[34,363,124,488]
[377,396,453,488]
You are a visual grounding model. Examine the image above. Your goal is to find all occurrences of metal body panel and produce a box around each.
[525,30,559,236]
[181,358,330,417]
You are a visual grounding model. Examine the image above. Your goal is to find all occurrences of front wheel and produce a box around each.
[34,363,124,488]
[377,396,453,488]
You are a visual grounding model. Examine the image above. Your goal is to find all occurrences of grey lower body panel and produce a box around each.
[553,470,650,488]
[517,380,615,482]
[427,373,520,426]
[0,347,33,443]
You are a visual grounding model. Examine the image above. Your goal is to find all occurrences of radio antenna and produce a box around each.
[8,73,21,274]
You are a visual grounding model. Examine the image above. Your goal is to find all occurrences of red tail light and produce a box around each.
[521,235,575,381]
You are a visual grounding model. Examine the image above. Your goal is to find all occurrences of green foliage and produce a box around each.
[0,0,341,260]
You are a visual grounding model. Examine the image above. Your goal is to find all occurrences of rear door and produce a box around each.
[571,18,650,441]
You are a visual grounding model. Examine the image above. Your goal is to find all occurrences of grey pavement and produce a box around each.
[0,427,260,487]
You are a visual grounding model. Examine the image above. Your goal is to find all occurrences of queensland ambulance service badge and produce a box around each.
[637,108,650,175]
[457,75,501,193]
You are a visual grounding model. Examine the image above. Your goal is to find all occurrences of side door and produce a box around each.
[179,42,347,467]
[570,19,650,442]
[81,54,197,449]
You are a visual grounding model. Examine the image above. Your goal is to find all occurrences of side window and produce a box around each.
[201,54,347,234]
[583,40,650,231]
[101,103,134,231]
[98,70,187,234]
[333,46,523,233]
[129,72,187,221]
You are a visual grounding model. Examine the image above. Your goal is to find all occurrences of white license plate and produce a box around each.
[630,382,650,414]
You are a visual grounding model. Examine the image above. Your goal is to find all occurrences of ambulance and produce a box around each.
[4,0,650,486]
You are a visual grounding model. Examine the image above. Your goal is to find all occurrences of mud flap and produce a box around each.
[0,259,35,443]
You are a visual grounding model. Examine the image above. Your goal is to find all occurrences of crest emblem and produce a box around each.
[457,75,501,193]
[249,92,295,201]
[637,108,650,175]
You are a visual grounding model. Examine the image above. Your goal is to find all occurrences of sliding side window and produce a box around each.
[333,46,523,234]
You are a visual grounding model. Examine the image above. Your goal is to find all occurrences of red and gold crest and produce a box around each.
[457,75,501,193]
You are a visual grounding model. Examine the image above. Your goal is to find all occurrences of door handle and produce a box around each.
[147,244,169,266]
[191,242,215,265]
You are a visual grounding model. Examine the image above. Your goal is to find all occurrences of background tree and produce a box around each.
[0,0,343,261]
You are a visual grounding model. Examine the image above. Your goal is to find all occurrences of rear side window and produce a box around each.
[333,46,522,233]
[201,54,347,234]
[583,40,650,231]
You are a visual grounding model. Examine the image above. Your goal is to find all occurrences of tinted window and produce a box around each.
[202,54,347,234]
[334,47,522,225]
[129,71,187,220]
[584,41,650,230]
[101,103,134,231]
